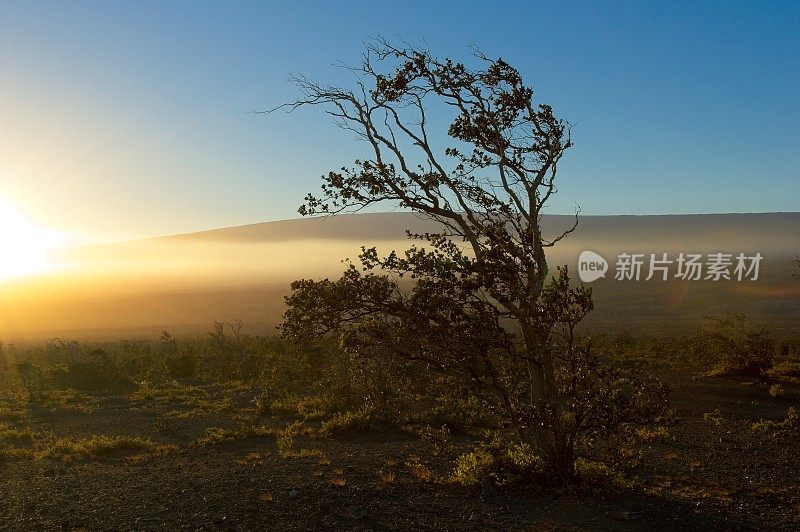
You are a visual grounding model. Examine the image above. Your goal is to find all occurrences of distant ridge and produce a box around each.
[2,212,798,340]
[157,212,799,254]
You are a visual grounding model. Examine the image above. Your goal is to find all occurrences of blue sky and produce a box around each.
[0,0,798,240]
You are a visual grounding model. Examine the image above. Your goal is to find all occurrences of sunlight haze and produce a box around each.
[0,195,68,280]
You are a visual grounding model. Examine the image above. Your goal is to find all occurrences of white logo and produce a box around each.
[578,251,763,283]
[578,250,609,282]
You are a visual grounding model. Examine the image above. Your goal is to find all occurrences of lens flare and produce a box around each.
[0,196,67,280]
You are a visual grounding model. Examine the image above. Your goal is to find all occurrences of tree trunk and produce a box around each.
[519,321,574,483]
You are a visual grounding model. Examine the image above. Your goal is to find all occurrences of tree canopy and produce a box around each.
[278,39,668,482]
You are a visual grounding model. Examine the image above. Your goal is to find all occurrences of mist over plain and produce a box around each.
[1,212,797,340]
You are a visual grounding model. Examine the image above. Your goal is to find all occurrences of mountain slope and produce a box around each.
[1,212,798,339]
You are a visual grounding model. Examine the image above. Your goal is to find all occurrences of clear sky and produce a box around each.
[1,0,798,242]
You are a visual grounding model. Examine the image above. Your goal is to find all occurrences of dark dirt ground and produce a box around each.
[1,373,798,531]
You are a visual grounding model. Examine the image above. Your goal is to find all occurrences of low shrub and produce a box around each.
[0,422,37,446]
[451,439,546,487]
[752,407,799,434]
[15,360,46,402]
[573,458,631,489]
[195,425,274,446]
[39,435,168,461]
[694,312,774,377]
[425,394,494,433]
[635,426,669,443]
[703,409,724,425]
[320,409,373,435]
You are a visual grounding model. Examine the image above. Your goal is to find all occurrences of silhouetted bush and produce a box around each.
[694,312,775,377]
[15,360,45,402]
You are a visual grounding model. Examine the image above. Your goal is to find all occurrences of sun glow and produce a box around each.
[0,197,67,281]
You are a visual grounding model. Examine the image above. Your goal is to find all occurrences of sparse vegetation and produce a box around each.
[38,435,169,461]
[196,425,274,446]
[695,312,775,377]
[752,407,799,434]
[329,477,347,488]
[451,440,545,487]
[0,404,26,422]
[703,409,724,426]
[0,422,37,446]
[378,468,396,484]
[15,360,46,402]
[319,410,373,435]
[0,323,798,528]
[636,426,670,443]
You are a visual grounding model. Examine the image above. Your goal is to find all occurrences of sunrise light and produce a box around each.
[0,196,67,280]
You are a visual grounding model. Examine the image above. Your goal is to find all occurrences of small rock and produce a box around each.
[288,488,299,498]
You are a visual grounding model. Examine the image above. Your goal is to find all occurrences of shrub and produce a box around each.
[703,409,724,426]
[452,448,495,486]
[0,405,26,423]
[574,458,631,489]
[451,439,546,487]
[286,268,670,483]
[770,361,800,380]
[320,410,373,435]
[752,407,799,434]
[415,425,454,455]
[552,340,672,476]
[406,457,437,483]
[195,425,274,446]
[769,383,785,398]
[635,426,669,443]
[257,395,332,420]
[695,312,774,377]
[426,394,494,433]
[39,435,167,461]
[132,381,207,403]
[0,423,37,446]
[15,360,46,402]
[276,434,294,456]
[379,469,397,483]
[43,341,132,392]
[165,352,195,379]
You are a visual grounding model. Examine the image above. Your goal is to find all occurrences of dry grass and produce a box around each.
[195,425,274,446]
[329,477,347,488]
[752,407,799,433]
[769,383,785,398]
[407,458,435,482]
[23,389,98,413]
[237,452,262,465]
[379,469,397,484]
[636,426,669,443]
[703,409,724,426]
[0,422,37,446]
[38,435,171,461]
[0,403,27,422]
[133,382,234,419]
